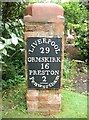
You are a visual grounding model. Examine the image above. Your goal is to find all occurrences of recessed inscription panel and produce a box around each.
[26,37,62,89]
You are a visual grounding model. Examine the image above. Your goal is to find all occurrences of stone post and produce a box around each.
[24,3,64,115]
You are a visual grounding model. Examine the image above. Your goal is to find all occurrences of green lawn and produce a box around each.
[2,81,88,118]
[55,90,87,118]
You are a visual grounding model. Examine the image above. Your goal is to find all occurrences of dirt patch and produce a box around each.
[72,72,88,95]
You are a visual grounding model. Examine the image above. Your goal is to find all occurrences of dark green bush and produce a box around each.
[63,56,77,80]
[58,2,88,63]
[0,2,26,88]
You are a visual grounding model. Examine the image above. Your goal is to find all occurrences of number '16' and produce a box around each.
[41,63,49,69]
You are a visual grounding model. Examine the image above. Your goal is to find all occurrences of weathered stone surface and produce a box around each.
[27,90,39,96]
[27,96,38,101]
[38,96,48,101]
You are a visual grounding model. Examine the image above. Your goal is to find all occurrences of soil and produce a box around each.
[72,72,88,95]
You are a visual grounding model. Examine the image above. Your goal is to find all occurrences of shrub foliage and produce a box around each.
[59,2,88,63]
[0,2,26,87]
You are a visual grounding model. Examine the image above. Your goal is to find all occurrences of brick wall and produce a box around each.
[24,3,64,115]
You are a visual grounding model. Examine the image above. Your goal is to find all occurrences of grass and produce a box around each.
[2,81,88,119]
[55,89,87,118]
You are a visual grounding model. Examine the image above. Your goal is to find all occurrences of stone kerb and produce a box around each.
[24,3,64,115]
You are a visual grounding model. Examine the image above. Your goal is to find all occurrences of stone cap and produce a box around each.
[24,3,64,23]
